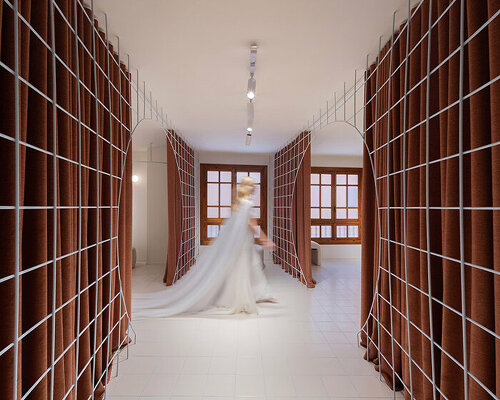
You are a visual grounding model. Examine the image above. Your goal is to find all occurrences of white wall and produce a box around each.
[132,144,168,266]
[199,151,274,262]
[132,150,148,264]
[312,153,363,260]
[311,154,363,168]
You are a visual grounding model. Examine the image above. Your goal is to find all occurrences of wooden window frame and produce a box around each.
[311,167,362,244]
[200,163,268,245]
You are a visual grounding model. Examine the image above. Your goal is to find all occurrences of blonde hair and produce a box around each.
[232,176,254,209]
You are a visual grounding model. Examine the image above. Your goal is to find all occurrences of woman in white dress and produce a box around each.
[132,176,276,318]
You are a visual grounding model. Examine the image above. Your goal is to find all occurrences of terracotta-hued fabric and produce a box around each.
[163,131,196,285]
[361,0,500,399]
[273,131,314,287]
[0,2,132,399]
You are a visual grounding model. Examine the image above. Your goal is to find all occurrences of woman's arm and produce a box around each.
[249,218,275,251]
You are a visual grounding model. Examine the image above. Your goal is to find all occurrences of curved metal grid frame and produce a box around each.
[0,0,198,399]
[273,0,499,398]
[273,130,311,284]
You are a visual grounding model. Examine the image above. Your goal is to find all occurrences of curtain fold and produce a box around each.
[361,0,500,398]
[0,1,133,399]
[164,133,182,286]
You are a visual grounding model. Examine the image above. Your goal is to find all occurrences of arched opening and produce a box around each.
[128,120,169,289]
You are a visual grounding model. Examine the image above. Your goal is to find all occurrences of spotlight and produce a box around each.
[247,77,256,100]
[245,133,252,146]
[132,175,139,183]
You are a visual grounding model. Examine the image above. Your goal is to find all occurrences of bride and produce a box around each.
[132,176,276,318]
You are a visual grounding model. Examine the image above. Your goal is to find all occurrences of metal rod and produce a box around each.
[49,0,58,398]
[12,0,21,397]
[90,1,101,398]
[402,0,414,396]
[386,12,397,396]
[458,0,469,397]
[103,13,114,399]
[73,0,83,397]
[424,1,437,398]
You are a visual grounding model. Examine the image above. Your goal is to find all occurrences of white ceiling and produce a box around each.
[95,0,410,153]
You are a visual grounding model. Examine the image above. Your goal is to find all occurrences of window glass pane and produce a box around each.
[220,171,231,182]
[207,183,219,206]
[220,207,231,218]
[348,186,358,207]
[336,186,346,207]
[336,174,346,184]
[311,173,320,184]
[207,170,218,182]
[251,184,261,206]
[237,171,248,183]
[348,225,359,238]
[321,174,331,184]
[336,208,347,219]
[249,172,261,183]
[311,226,320,238]
[348,208,358,219]
[311,186,320,207]
[336,225,347,238]
[348,174,358,185]
[250,207,260,218]
[207,225,220,238]
[207,207,218,218]
[321,186,331,207]
[220,183,232,206]
[311,208,320,219]
[321,208,331,219]
[321,225,332,238]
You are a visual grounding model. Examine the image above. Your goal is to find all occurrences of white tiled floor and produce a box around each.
[106,260,404,400]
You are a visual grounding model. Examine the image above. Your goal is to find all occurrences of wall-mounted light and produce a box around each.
[245,133,252,146]
[132,175,139,183]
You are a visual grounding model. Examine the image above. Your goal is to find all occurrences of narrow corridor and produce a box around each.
[107,261,403,399]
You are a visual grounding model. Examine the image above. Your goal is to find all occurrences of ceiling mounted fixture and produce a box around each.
[246,44,257,144]
[247,77,256,100]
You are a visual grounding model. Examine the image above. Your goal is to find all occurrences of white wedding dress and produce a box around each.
[132,198,272,318]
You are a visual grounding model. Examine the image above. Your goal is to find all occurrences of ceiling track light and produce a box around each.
[245,44,257,145]
[247,101,254,133]
[247,77,256,100]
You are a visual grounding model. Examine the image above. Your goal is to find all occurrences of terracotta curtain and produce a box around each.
[0,1,132,399]
[163,130,196,285]
[273,131,314,287]
[361,0,499,399]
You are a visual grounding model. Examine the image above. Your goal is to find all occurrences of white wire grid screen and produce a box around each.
[273,0,499,398]
[128,47,198,286]
[0,1,198,400]
[272,131,311,284]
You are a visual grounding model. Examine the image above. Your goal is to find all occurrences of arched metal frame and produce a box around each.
[0,0,199,398]
[273,0,500,398]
